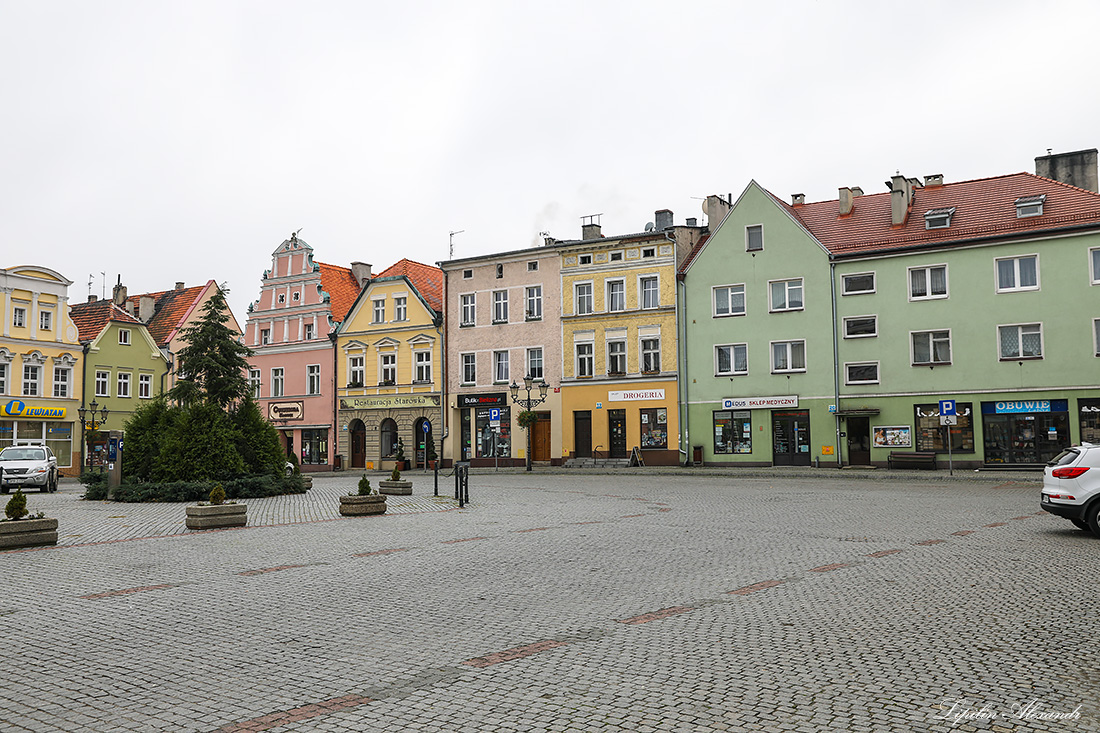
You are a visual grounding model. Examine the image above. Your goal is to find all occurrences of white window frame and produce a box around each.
[998,323,1043,360]
[642,247,656,259]
[606,279,626,313]
[525,286,542,320]
[639,275,659,309]
[841,272,876,295]
[462,269,473,279]
[609,250,624,262]
[746,224,763,252]
[461,353,477,385]
[842,315,878,339]
[641,337,661,373]
[715,344,748,376]
[911,330,952,366]
[844,362,879,385]
[1015,195,1045,218]
[307,364,321,395]
[0,363,6,395]
[303,323,314,341]
[260,328,271,345]
[118,328,131,345]
[924,207,955,229]
[372,299,385,323]
[414,350,432,383]
[574,282,593,315]
[575,342,594,378]
[493,350,509,383]
[1095,319,1100,357]
[95,370,110,397]
[1091,248,1100,286]
[526,347,543,380]
[13,307,26,328]
[117,372,132,398]
[995,254,1040,293]
[139,373,152,399]
[607,339,627,375]
[461,293,476,326]
[769,279,804,312]
[379,352,397,385]
[394,296,407,322]
[348,355,365,386]
[53,366,69,398]
[770,340,806,373]
[39,310,52,330]
[22,364,40,397]
[249,368,261,398]
[527,261,539,272]
[908,264,949,301]
[713,284,746,317]
[492,290,509,323]
[578,254,593,265]
[271,368,284,397]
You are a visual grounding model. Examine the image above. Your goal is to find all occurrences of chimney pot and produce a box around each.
[350,262,372,288]
[654,209,674,230]
[924,173,944,187]
[88,294,98,303]
[838,187,854,216]
[112,281,128,306]
[703,195,732,229]
[175,281,185,291]
[139,295,155,322]
[850,186,864,197]
[791,193,805,206]
[581,223,602,239]
[685,217,698,227]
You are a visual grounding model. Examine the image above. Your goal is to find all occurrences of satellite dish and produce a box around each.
[644,222,655,232]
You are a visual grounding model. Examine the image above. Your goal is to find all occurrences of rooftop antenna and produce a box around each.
[449,230,464,260]
[100,272,106,300]
[87,274,94,299]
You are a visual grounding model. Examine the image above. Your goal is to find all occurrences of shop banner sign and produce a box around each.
[458,393,506,408]
[723,396,798,410]
[609,389,665,402]
[341,394,441,410]
[268,401,304,421]
[983,400,1068,414]
[3,400,67,419]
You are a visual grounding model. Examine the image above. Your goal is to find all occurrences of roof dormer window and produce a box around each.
[924,207,956,230]
[1015,195,1045,218]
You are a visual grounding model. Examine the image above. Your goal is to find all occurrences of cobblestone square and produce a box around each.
[1,469,1095,732]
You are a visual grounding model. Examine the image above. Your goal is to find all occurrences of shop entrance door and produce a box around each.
[532,415,551,461]
[609,409,627,458]
[847,417,871,465]
[574,411,592,458]
[772,410,811,466]
[350,420,366,468]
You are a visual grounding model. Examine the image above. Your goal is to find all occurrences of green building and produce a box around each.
[680,150,1100,469]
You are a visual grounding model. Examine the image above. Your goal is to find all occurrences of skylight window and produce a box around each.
[1015,195,1045,218]
[924,207,956,230]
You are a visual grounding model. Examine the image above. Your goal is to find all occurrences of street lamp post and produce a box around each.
[509,374,551,472]
[76,399,110,471]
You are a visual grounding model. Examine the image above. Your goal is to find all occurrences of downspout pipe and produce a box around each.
[329,329,339,470]
[830,257,842,468]
[668,230,689,466]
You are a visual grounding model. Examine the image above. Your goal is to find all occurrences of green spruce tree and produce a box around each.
[232,395,285,475]
[168,287,252,409]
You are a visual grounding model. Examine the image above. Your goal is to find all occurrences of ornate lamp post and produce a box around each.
[509,374,550,472]
[76,399,110,470]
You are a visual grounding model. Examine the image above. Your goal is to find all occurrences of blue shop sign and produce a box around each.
[982,399,1068,415]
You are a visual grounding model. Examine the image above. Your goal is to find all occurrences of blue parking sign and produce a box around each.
[939,399,956,416]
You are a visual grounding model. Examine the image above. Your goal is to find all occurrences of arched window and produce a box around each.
[380,418,398,457]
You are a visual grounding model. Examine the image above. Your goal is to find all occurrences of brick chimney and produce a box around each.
[87,294,98,303]
[924,173,944,187]
[112,278,128,306]
[654,209,674,230]
[888,174,919,226]
[581,215,602,240]
[139,295,156,322]
[791,193,805,206]
[703,194,732,229]
[838,188,855,216]
[1035,148,1099,193]
[350,262,372,288]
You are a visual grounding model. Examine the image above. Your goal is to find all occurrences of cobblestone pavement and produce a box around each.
[2,469,1097,732]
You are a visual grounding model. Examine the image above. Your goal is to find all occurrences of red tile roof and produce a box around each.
[776,173,1100,256]
[317,262,361,324]
[69,299,144,343]
[678,234,710,276]
[125,282,211,348]
[377,259,443,313]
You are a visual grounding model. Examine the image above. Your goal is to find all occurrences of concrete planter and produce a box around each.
[185,503,247,530]
[339,494,387,516]
[378,480,412,495]
[0,517,58,550]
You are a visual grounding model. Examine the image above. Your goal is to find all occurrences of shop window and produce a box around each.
[1079,399,1100,443]
[714,410,752,454]
[981,400,1069,465]
[914,403,974,453]
[380,419,398,457]
[475,407,510,458]
[301,428,328,465]
[640,408,667,449]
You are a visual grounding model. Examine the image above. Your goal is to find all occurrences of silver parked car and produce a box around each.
[0,445,59,493]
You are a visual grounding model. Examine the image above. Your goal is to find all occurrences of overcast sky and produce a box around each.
[4,1,1098,322]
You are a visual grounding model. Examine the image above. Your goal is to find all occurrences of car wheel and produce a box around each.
[51,472,58,492]
[1070,518,1090,531]
[0,487,7,494]
[1087,502,1100,537]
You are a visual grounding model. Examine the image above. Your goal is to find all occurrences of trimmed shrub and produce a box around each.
[358,475,372,495]
[232,396,286,476]
[4,489,28,520]
[209,483,226,505]
[109,474,305,503]
[390,466,401,482]
[80,471,108,501]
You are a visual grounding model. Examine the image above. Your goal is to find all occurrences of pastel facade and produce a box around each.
[335,260,443,470]
[70,296,168,467]
[682,150,1100,468]
[558,213,704,465]
[245,235,360,470]
[0,265,82,473]
[441,243,564,467]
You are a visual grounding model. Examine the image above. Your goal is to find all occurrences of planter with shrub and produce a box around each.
[340,476,387,516]
[0,489,57,550]
[379,465,413,495]
[185,484,247,530]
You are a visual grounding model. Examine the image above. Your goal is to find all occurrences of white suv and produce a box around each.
[1041,443,1100,534]
[0,445,59,493]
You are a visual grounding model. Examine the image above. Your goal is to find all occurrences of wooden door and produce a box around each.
[532,417,551,461]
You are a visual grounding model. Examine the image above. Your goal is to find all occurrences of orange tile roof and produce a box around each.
[125,282,210,347]
[69,299,144,343]
[377,259,443,313]
[775,173,1100,256]
[316,262,361,324]
[678,234,710,276]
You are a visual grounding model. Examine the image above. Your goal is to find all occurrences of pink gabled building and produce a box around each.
[244,233,363,471]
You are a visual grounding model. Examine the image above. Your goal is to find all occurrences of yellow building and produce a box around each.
[1,266,83,474]
[558,212,704,465]
[335,260,443,471]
